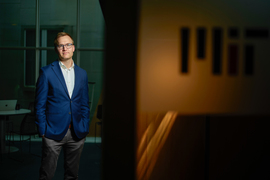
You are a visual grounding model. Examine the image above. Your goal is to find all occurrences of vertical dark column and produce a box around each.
[243,28,269,76]
[197,27,206,59]
[181,28,189,73]
[244,45,254,75]
[101,0,138,180]
[228,44,239,75]
[205,116,210,180]
[212,28,223,74]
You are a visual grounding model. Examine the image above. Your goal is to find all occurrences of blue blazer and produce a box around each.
[35,60,90,141]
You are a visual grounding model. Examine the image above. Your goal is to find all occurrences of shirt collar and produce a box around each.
[59,60,74,70]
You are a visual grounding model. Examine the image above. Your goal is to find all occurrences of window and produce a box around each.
[0,0,104,115]
[24,28,64,86]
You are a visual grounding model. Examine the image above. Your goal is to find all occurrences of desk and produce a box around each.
[0,109,31,153]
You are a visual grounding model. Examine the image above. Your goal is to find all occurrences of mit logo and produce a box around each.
[180,27,269,75]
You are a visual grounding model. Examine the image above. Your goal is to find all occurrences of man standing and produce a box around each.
[35,32,90,180]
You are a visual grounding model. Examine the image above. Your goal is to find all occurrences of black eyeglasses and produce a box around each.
[57,43,73,49]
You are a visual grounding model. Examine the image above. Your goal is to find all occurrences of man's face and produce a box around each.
[56,35,75,61]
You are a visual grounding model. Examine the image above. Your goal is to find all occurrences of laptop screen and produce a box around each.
[0,100,17,111]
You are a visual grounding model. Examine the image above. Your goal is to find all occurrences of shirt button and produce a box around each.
[69,112,71,114]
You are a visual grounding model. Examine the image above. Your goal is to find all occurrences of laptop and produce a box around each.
[0,100,17,111]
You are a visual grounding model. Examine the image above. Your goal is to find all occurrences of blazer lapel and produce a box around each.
[51,60,70,97]
[72,64,80,99]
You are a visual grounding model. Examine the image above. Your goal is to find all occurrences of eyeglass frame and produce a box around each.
[57,43,74,49]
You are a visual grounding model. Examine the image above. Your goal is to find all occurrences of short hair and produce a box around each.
[54,32,74,51]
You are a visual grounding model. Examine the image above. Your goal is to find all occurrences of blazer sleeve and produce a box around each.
[80,71,90,125]
[35,68,48,136]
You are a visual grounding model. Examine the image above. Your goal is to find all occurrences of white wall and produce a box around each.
[137,0,270,114]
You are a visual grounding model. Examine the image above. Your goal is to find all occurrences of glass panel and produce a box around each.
[46,30,62,64]
[80,51,103,78]
[25,29,36,47]
[0,0,36,47]
[0,50,28,99]
[46,50,59,65]
[40,30,61,67]
[40,0,77,43]
[47,29,63,47]
[80,0,105,48]
[25,50,36,86]
[80,51,104,116]
[40,49,58,67]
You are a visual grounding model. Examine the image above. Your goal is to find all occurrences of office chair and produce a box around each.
[95,104,102,145]
[88,82,96,113]
[8,102,40,159]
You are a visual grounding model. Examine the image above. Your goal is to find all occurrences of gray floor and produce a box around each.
[0,136,101,180]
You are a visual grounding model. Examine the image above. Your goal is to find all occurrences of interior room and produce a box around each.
[103,0,270,180]
[0,0,104,179]
[1,0,270,180]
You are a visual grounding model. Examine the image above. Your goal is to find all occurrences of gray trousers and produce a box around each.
[39,128,85,180]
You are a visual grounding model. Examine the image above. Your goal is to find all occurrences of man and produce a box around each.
[35,32,90,180]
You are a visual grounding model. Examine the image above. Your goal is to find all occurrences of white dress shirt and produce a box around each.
[59,60,75,98]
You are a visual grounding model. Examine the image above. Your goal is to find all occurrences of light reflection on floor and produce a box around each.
[137,111,178,180]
